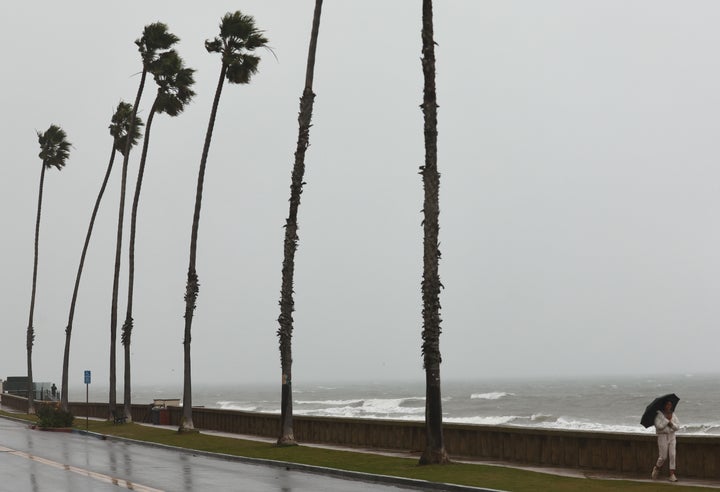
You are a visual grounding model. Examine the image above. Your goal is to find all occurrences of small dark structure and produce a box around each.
[3,376,57,401]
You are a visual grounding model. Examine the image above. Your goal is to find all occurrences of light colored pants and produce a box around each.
[656,433,677,470]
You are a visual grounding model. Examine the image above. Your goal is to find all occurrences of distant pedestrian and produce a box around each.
[652,400,679,482]
[51,383,57,398]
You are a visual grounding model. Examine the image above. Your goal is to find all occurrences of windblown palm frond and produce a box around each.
[109,101,144,155]
[226,55,260,85]
[206,11,269,85]
[151,50,196,116]
[37,125,71,170]
[219,11,258,40]
[135,22,179,66]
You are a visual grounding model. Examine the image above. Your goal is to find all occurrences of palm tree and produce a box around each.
[109,22,178,417]
[60,102,143,412]
[276,0,324,446]
[418,0,449,465]
[27,125,71,414]
[121,50,195,421]
[180,11,268,432]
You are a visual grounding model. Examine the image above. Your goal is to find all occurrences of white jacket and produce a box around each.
[654,410,679,435]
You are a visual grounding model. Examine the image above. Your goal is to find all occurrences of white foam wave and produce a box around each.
[362,398,424,413]
[445,415,518,426]
[217,401,260,412]
[293,397,426,419]
[471,392,514,400]
[679,424,720,435]
[297,399,364,406]
[448,415,651,433]
[526,417,653,434]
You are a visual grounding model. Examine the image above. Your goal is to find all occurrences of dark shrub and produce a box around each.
[37,403,74,428]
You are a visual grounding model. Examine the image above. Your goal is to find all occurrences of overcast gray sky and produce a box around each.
[2,1,719,393]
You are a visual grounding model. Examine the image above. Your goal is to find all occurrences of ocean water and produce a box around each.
[80,373,720,436]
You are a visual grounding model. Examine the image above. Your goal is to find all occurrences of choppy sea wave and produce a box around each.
[471,392,514,400]
[106,374,720,436]
[216,401,260,412]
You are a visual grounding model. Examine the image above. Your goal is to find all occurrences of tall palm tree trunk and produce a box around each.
[61,146,117,411]
[110,69,148,417]
[180,64,227,432]
[277,0,324,446]
[26,163,47,414]
[122,100,158,422]
[419,0,449,465]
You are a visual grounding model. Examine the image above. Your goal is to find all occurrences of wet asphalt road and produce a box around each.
[0,418,437,492]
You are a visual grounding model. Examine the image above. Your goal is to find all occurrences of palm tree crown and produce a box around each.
[37,125,71,170]
[151,50,196,116]
[136,23,180,68]
[205,11,268,84]
[110,101,144,155]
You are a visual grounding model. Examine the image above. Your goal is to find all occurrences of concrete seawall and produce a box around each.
[3,393,718,480]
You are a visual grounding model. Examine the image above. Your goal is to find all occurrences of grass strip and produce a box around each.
[1,411,710,491]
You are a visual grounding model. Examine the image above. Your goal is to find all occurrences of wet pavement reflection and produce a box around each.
[0,418,426,491]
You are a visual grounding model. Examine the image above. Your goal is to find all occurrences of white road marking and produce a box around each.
[0,444,164,491]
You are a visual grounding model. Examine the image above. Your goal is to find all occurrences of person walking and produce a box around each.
[652,399,679,482]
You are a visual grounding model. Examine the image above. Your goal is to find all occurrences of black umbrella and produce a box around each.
[641,393,680,428]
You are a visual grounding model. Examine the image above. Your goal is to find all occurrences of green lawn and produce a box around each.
[1,411,712,491]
